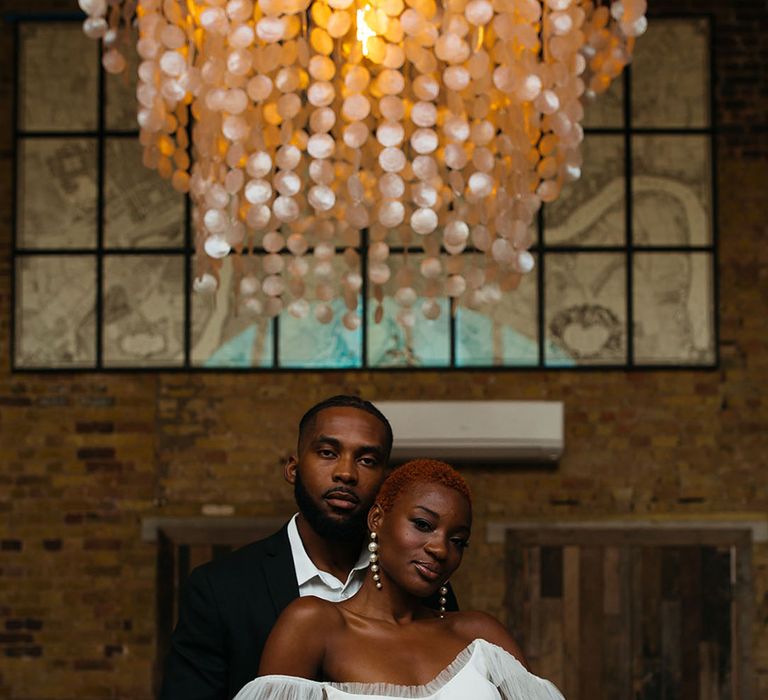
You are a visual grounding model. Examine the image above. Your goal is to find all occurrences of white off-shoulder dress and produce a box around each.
[233,639,564,700]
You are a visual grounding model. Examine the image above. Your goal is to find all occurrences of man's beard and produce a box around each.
[294,472,369,543]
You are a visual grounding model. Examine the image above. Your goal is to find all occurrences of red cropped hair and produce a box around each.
[375,459,471,512]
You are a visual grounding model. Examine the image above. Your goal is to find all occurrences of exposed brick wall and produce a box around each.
[1,1,767,698]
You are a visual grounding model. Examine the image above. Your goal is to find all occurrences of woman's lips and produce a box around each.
[413,561,441,582]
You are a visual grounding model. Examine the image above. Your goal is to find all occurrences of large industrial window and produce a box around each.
[11,15,716,370]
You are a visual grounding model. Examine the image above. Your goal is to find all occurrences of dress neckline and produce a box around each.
[326,639,519,697]
[234,640,565,700]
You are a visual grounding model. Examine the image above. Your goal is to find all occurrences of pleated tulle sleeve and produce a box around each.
[478,641,566,700]
[233,675,327,700]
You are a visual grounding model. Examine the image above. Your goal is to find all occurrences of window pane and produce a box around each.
[17,138,97,249]
[582,73,624,129]
[103,255,185,366]
[633,252,715,365]
[10,16,717,372]
[545,253,627,366]
[279,303,363,368]
[104,138,185,248]
[632,135,712,246]
[18,23,98,131]
[632,19,710,129]
[278,255,362,368]
[105,30,138,132]
[367,298,450,367]
[15,255,96,367]
[191,257,274,368]
[455,254,539,367]
[544,135,625,247]
[366,254,450,367]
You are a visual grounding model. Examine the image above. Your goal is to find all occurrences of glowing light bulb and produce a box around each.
[356,5,376,56]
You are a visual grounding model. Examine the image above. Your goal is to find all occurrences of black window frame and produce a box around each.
[8,10,719,373]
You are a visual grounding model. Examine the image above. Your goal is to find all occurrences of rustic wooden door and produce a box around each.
[504,528,754,700]
[148,517,287,695]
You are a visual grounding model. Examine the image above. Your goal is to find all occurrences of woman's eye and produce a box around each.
[451,538,469,550]
[413,519,433,532]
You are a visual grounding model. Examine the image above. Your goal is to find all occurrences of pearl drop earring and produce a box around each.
[439,584,448,618]
[368,531,382,589]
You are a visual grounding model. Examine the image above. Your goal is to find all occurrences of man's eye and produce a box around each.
[318,449,336,458]
[359,456,379,467]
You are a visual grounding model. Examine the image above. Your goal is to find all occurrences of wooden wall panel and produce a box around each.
[579,546,604,699]
[562,545,580,700]
[504,537,526,651]
[602,546,632,699]
[703,547,733,699]
[680,547,703,700]
[660,598,682,699]
[527,546,542,660]
[660,544,683,699]
[630,546,645,698]
[504,530,750,700]
[539,546,565,689]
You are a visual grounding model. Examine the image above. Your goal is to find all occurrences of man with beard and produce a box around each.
[160,396,427,700]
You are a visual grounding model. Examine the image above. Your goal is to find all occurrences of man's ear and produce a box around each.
[284,455,298,485]
[368,503,384,532]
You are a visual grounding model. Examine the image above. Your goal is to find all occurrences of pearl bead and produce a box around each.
[368,542,378,552]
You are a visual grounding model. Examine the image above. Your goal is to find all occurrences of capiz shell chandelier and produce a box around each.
[80,0,646,330]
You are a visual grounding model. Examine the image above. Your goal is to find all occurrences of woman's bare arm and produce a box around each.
[258,597,341,679]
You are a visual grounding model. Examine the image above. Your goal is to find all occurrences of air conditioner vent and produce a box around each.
[376,400,564,464]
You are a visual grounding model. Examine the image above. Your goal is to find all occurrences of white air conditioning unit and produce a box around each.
[376,400,564,464]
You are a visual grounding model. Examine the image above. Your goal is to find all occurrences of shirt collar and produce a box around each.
[287,514,370,587]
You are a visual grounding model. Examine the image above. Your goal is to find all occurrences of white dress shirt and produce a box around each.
[286,514,369,602]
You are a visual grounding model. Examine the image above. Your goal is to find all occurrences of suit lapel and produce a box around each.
[262,525,300,617]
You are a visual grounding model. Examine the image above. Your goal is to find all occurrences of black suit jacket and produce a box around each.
[159,524,458,700]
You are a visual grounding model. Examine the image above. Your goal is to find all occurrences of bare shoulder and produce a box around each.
[279,595,343,627]
[448,610,528,668]
[259,596,343,677]
[269,595,346,642]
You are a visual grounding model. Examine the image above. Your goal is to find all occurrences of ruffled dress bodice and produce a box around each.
[234,639,564,700]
